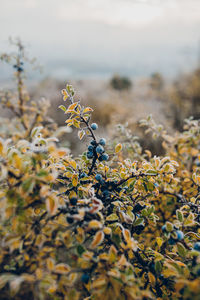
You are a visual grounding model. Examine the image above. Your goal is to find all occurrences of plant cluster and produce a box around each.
[0,42,200,300]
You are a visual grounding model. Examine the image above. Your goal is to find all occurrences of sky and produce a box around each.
[0,0,200,79]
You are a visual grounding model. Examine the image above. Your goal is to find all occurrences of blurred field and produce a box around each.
[25,68,200,154]
[1,67,200,156]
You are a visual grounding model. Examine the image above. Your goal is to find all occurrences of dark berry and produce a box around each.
[87,151,93,159]
[67,216,74,224]
[96,145,104,154]
[90,140,96,145]
[81,273,90,284]
[95,174,103,181]
[194,242,200,251]
[99,138,106,146]
[168,237,175,245]
[134,225,145,234]
[88,145,94,151]
[102,190,110,198]
[133,203,145,213]
[91,123,98,130]
[17,67,23,72]
[70,197,77,206]
[99,153,109,161]
[162,225,167,232]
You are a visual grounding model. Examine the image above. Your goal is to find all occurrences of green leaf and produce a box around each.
[176,210,184,222]
[177,243,187,257]
[59,105,67,112]
[77,245,85,256]
[155,261,162,274]
[145,170,158,175]
[22,178,35,193]
[106,213,118,222]
[133,218,144,226]
[166,222,173,232]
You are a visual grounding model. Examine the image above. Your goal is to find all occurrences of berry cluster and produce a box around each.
[86,126,109,162]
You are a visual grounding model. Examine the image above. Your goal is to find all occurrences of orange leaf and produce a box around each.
[90,231,104,249]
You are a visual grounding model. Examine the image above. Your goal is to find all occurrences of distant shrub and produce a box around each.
[110,74,132,91]
[149,72,164,91]
[0,41,200,300]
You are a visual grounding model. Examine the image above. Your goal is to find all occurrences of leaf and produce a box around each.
[90,231,105,249]
[10,277,24,296]
[72,175,78,187]
[22,178,35,193]
[166,222,173,232]
[83,107,93,113]
[46,196,58,215]
[46,258,55,271]
[106,213,118,222]
[155,261,162,274]
[54,263,71,274]
[88,220,102,230]
[59,105,66,112]
[145,169,158,175]
[176,210,184,222]
[156,237,163,248]
[115,143,122,153]
[70,160,77,169]
[78,130,85,140]
[133,218,144,226]
[67,102,78,112]
[77,245,85,256]
[177,243,187,257]
[72,119,80,128]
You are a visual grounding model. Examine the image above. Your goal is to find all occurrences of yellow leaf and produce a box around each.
[156,237,163,248]
[46,196,58,215]
[88,220,102,230]
[83,107,93,113]
[54,263,71,274]
[103,227,112,235]
[72,175,78,187]
[78,130,85,140]
[90,231,104,249]
[148,272,156,286]
[67,102,78,112]
[115,143,122,153]
[47,258,55,271]
[70,160,77,169]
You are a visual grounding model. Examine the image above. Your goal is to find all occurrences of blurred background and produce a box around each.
[0,0,200,153]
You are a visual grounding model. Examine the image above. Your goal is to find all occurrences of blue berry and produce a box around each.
[90,140,96,145]
[95,174,103,181]
[88,145,94,151]
[100,153,109,161]
[103,190,110,199]
[162,225,167,232]
[175,230,184,241]
[81,273,90,284]
[91,123,98,130]
[194,242,200,251]
[87,151,93,159]
[67,216,74,224]
[168,237,175,245]
[99,138,106,146]
[96,145,104,154]
[80,172,86,178]
[70,197,77,206]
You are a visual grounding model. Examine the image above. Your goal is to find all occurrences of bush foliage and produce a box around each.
[0,41,200,300]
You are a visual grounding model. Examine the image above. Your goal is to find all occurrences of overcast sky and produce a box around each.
[0,0,200,79]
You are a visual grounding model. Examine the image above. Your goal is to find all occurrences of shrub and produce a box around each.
[0,42,200,300]
[110,74,132,91]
